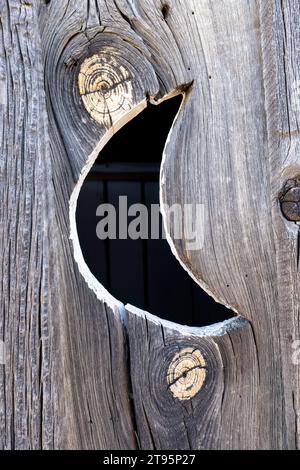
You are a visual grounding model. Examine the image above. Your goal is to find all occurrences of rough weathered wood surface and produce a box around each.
[0,0,299,449]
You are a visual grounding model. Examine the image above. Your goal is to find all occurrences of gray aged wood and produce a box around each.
[0,0,299,449]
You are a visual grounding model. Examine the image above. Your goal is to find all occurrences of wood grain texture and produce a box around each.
[259,0,300,449]
[0,0,299,449]
[0,0,57,449]
[126,307,259,450]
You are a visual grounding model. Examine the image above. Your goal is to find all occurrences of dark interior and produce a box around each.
[76,96,233,326]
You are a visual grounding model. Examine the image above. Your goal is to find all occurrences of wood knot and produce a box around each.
[78,52,133,127]
[167,348,206,401]
[280,178,300,222]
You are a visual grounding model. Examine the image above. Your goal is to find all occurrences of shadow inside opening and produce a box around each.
[76,96,233,326]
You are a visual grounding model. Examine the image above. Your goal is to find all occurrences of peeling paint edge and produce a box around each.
[125,303,247,337]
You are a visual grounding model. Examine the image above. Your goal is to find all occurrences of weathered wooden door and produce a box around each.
[1,0,300,449]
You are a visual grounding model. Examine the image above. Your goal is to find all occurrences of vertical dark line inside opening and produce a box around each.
[103,180,111,292]
[141,181,149,310]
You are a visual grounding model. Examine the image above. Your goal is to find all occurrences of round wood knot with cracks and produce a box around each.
[280,177,300,222]
[167,348,207,401]
[78,52,134,128]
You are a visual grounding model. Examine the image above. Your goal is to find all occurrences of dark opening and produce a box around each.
[76,96,232,326]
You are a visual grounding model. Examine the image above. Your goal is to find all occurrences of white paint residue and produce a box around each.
[0,341,6,365]
[126,304,247,337]
[0,79,6,107]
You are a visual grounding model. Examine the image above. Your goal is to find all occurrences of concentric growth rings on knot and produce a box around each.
[78,52,134,127]
[167,347,207,401]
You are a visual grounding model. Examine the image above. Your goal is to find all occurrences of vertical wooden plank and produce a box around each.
[0,0,57,449]
[259,0,300,448]
[156,0,290,448]
[39,0,161,449]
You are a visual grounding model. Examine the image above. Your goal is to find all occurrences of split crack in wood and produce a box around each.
[167,364,207,388]
[79,77,132,97]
